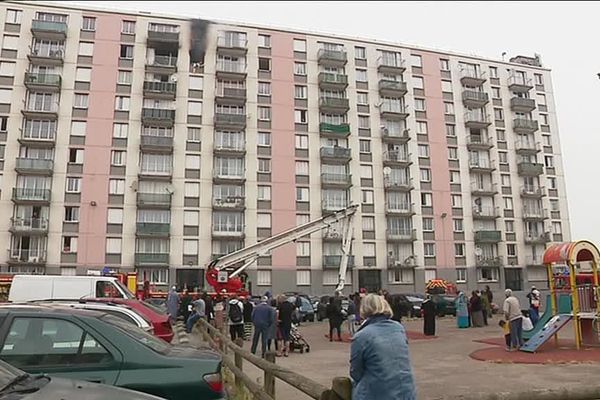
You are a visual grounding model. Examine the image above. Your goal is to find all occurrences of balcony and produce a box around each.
[468,159,495,172]
[317,49,347,66]
[213,141,246,155]
[215,88,247,105]
[135,253,170,265]
[517,162,544,176]
[381,128,410,144]
[377,57,406,74]
[525,256,545,266]
[319,97,350,113]
[140,135,174,152]
[136,222,170,237]
[28,48,64,65]
[12,188,51,204]
[320,146,351,162]
[318,72,348,90]
[141,108,175,127]
[9,218,49,235]
[143,81,177,99]
[380,104,409,120]
[385,203,415,216]
[19,130,56,147]
[215,61,247,79]
[460,69,486,86]
[7,249,47,265]
[319,122,350,138]
[213,196,246,210]
[462,90,489,108]
[466,136,494,150]
[31,20,67,39]
[464,112,491,128]
[474,230,502,243]
[515,141,541,155]
[21,104,59,120]
[513,118,539,133]
[384,178,413,192]
[476,255,503,267]
[378,80,408,97]
[387,255,417,268]
[386,229,417,242]
[321,172,352,188]
[147,29,180,46]
[214,113,247,129]
[136,193,172,208]
[510,97,536,112]
[15,158,54,175]
[24,73,61,91]
[508,75,533,92]
[217,36,248,55]
[213,171,246,184]
[322,200,350,213]
[383,151,412,167]
[470,182,498,196]
[323,255,355,268]
[521,185,546,198]
[211,227,245,239]
[146,55,178,72]
[472,206,500,219]
[524,232,551,244]
[138,168,172,180]
[522,208,549,221]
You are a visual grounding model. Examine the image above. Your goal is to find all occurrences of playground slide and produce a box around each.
[520,313,572,353]
[522,294,572,340]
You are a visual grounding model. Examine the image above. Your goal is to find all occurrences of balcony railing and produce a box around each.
[216,61,247,74]
[378,80,408,94]
[15,158,54,173]
[31,20,67,36]
[377,57,406,72]
[468,159,494,170]
[510,97,536,111]
[460,69,486,85]
[476,255,503,267]
[24,73,61,87]
[12,188,51,202]
[320,146,351,159]
[321,172,351,185]
[212,226,245,237]
[383,151,411,163]
[143,81,177,95]
[524,232,551,243]
[140,135,174,149]
[136,222,170,236]
[521,185,546,197]
[141,108,175,122]
[515,141,541,153]
[7,249,47,263]
[30,48,64,60]
[214,141,246,152]
[24,103,59,114]
[513,118,539,132]
[381,128,410,142]
[386,229,417,241]
[517,162,544,176]
[462,90,489,105]
[466,136,494,148]
[523,208,548,220]
[385,203,414,214]
[508,75,533,91]
[464,112,490,126]
[317,49,347,64]
[150,55,177,68]
[472,206,500,218]
[213,196,245,208]
[147,30,179,43]
[470,182,497,194]
[10,218,49,233]
[213,171,245,181]
[135,253,170,264]
[319,97,350,111]
[216,87,247,99]
[474,230,502,242]
[323,255,355,267]
[136,192,172,207]
[319,122,350,136]
[318,72,348,87]
[214,113,246,127]
[217,36,248,50]
[384,178,413,190]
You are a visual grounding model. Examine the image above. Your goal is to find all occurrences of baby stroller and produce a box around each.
[288,323,310,353]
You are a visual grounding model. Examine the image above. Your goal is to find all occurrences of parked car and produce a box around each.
[91,298,174,343]
[385,294,413,318]
[144,298,167,313]
[0,305,224,400]
[0,357,165,400]
[287,296,315,322]
[404,295,423,318]
[431,294,457,317]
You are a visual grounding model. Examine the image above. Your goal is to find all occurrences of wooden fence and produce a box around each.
[196,318,351,400]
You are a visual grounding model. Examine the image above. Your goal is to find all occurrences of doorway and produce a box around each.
[505,268,523,291]
[176,269,204,292]
[358,269,381,293]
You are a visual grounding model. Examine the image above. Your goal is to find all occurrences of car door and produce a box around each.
[0,314,123,385]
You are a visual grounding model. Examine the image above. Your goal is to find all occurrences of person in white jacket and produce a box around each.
[503,289,524,350]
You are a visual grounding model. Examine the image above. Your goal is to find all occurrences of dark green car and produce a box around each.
[0,305,224,400]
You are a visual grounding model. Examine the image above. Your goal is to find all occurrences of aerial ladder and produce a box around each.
[205,204,358,295]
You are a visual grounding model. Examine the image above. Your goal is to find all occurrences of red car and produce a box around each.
[93,298,174,343]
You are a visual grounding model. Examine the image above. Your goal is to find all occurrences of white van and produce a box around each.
[8,275,135,303]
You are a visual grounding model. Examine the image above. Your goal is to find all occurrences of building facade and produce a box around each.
[0,1,571,296]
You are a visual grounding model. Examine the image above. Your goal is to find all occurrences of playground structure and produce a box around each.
[522,240,600,352]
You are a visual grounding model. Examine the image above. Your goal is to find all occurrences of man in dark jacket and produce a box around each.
[243,297,254,340]
[251,296,274,357]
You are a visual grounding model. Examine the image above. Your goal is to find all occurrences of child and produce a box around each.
[499,319,511,351]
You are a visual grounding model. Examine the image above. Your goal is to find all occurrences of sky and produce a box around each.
[55,1,600,244]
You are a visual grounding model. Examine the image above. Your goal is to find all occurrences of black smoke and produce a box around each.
[190,19,210,65]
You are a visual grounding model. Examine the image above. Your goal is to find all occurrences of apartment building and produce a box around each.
[0,1,570,295]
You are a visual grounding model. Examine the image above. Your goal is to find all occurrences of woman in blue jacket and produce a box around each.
[350,294,417,400]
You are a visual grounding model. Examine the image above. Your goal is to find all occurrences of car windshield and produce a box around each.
[100,314,170,354]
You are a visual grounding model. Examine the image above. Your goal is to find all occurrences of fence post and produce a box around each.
[234,338,244,393]
[264,351,276,397]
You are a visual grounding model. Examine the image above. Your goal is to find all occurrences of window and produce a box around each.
[293,39,306,52]
[75,67,91,82]
[359,140,370,153]
[501,174,511,187]
[294,109,307,124]
[420,168,431,182]
[421,192,432,207]
[117,70,132,84]
[449,170,460,183]
[453,218,463,232]
[107,208,123,224]
[454,243,465,257]
[417,144,429,158]
[552,221,562,234]
[507,244,517,257]
[446,124,456,137]
[258,106,271,121]
[550,199,559,212]
[5,9,22,24]
[295,134,308,149]
[489,66,498,78]
[294,85,307,99]
[189,76,203,90]
[0,116,6,132]
[492,87,501,99]
[361,190,374,205]
[355,69,367,82]
[534,73,543,85]
[106,237,122,254]
[79,41,94,56]
[258,34,271,48]
[185,182,200,197]
[295,160,309,175]
[389,269,414,284]
[414,98,426,111]
[448,147,458,160]
[296,187,309,202]
[360,164,373,179]
[361,216,375,232]
[120,44,133,59]
[185,155,200,169]
[114,96,130,111]
[451,194,462,208]
[113,123,128,138]
[183,240,198,255]
[296,214,309,226]
[64,206,80,222]
[441,80,453,93]
[504,197,514,210]
[66,177,81,193]
[496,129,506,141]
[2,35,18,50]
[109,179,125,195]
[258,57,271,71]
[544,155,554,168]
[357,92,368,105]
[548,177,557,189]
[186,101,202,116]
[69,148,84,164]
[494,108,504,120]
[456,269,467,283]
[82,16,96,31]
[257,213,272,229]
[505,220,514,232]
[258,158,271,173]
[412,76,424,90]
[540,114,549,125]
[537,93,547,105]
[187,127,201,142]
[411,54,422,67]
[294,62,306,75]
[0,62,15,76]
[257,185,271,201]
[444,102,454,115]
[297,270,310,286]
[422,218,434,232]
[122,20,135,34]
[440,59,449,71]
[63,236,78,253]
[424,243,436,257]
[257,270,272,286]
[258,131,271,147]
[258,82,271,95]
[355,46,366,59]
[358,115,370,129]
[478,267,499,282]
[73,94,89,109]
[61,267,76,276]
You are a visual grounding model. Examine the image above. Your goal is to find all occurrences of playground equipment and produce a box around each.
[522,240,600,352]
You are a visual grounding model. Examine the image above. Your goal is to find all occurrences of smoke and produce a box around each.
[190,19,211,65]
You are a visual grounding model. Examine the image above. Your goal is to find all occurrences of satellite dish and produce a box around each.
[475,247,483,257]
[383,166,392,175]
[170,76,178,82]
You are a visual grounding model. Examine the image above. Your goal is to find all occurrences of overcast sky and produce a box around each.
[56,1,600,244]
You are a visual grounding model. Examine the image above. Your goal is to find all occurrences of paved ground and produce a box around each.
[188,317,600,399]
